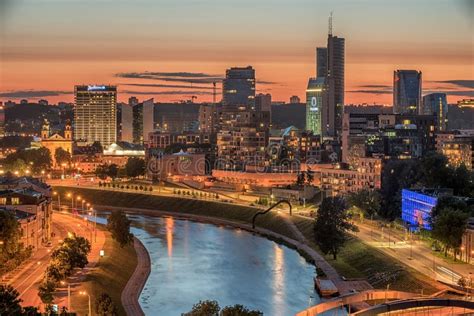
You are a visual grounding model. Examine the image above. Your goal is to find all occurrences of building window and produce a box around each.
[11,197,20,205]
[0,198,6,205]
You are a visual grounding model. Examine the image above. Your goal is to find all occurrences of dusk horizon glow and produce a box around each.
[0,0,472,104]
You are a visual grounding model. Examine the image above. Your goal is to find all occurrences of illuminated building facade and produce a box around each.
[393,70,422,115]
[422,93,448,131]
[222,66,256,110]
[401,189,437,230]
[74,85,117,147]
[306,77,326,136]
[326,35,345,137]
[40,120,73,168]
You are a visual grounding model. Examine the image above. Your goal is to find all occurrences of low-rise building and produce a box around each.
[147,150,206,180]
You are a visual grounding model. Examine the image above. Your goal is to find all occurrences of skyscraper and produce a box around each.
[393,70,422,115]
[316,47,328,78]
[222,66,256,110]
[74,85,117,147]
[422,93,448,131]
[132,98,154,144]
[306,77,327,136]
[255,93,272,112]
[0,104,4,138]
[326,35,345,137]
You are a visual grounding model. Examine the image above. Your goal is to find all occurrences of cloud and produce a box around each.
[358,84,392,89]
[122,90,213,96]
[432,80,474,89]
[115,71,223,84]
[122,83,216,90]
[349,89,392,95]
[0,90,71,98]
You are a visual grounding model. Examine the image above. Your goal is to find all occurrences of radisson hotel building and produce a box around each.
[74,85,117,147]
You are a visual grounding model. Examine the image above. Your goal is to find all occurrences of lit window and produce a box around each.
[11,197,20,205]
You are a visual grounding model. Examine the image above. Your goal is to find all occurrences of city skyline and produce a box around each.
[0,0,472,104]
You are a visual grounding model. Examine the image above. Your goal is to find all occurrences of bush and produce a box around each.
[95,293,117,315]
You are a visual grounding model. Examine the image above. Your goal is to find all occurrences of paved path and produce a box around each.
[121,237,151,316]
[5,212,105,310]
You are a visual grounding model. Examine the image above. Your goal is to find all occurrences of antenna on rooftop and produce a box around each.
[328,11,333,36]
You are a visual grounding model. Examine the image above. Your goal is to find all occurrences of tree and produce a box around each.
[0,285,23,315]
[49,233,91,279]
[107,210,133,247]
[347,189,381,219]
[38,278,56,304]
[295,172,305,187]
[417,152,451,188]
[314,197,358,260]
[305,168,314,185]
[95,293,117,315]
[183,300,220,316]
[91,141,103,154]
[107,164,119,179]
[125,157,146,178]
[54,147,71,166]
[221,304,263,316]
[0,211,22,260]
[431,207,469,259]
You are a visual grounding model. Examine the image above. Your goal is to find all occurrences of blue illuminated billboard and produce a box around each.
[401,189,438,230]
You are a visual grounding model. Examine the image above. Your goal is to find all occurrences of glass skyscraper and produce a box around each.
[222,66,256,110]
[393,70,422,115]
[422,93,448,131]
[327,35,345,137]
[306,77,326,136]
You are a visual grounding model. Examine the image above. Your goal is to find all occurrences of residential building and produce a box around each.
[393,70,422,115]
[255,93,272,112]
[436,130,474,170]
[74,85,117,147]
[222,66,256,110]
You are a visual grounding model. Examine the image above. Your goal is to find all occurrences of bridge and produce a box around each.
[296,289,474,315]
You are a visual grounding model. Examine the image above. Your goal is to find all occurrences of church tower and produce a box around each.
[41,120,50,139]
[65,121,72,140]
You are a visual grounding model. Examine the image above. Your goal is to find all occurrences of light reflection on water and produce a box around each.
[93,213,346,315]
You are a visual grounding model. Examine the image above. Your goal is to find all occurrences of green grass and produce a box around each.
[71,229,137,316]
[55,186,438,294]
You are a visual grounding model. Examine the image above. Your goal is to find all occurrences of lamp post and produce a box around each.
[79,291,91,316]
[53,191,61,212]
[60,281,71,311]
[67,193,74,212]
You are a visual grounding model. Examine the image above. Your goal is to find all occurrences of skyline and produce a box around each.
[0,0,473,104]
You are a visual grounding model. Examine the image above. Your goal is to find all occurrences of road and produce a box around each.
[4,211,104,310]
[353,220,474,289]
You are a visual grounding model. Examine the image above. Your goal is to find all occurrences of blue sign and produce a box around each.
[87,85,106,91]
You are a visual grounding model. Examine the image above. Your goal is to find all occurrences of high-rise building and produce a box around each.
[0,104,4,138]
[393,70,422,115]
[132,98,154,144]
[222,66,256,110]
[74,85,117,147]
[306,77,327,136]
[326,35,345,137]
[422,93,448,131]
[316,47,328,78]
[120,102,133,142]
[255,93,272,112]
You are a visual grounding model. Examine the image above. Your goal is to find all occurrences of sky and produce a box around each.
[0,0,473,105]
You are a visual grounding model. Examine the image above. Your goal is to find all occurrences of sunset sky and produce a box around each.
[0,0,472,105]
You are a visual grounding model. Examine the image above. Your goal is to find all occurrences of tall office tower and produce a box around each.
[255,93,272,112]
[326,35,345,137]
[0,103,4,138]
[306,77,327,136]
[222,66,256,110]
[316,47,328,78]
[132,98,154,144]
[422,93,448,131]
[120,103,133,142]
[393,70,422,115]
[74,85,117,147]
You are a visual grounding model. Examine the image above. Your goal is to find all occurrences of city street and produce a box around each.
[3,212,104,309]
[353,220,474,289]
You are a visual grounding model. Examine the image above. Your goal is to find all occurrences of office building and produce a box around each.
[74,85,117,147]
[306,77,327,136]
[132,98,154,144]
[401,189,438,231]
[222,66,256,110]
[393,70,422,114]
[255,93,272,112]
[326,35,345,137]
[422,93,448,131]
[316,47,328,78]
[120,103,133,142]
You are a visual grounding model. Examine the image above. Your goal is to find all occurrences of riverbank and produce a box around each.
[53,186,438,294]
[71,227,138,316]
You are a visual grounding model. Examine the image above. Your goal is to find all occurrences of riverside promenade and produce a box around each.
[121,237,151,316]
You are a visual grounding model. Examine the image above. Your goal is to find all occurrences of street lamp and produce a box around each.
[79,291,91,316]
[60,281,71,311]
[53,192,61,211]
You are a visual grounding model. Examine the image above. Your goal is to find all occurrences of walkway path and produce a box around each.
[121,237,151,316]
